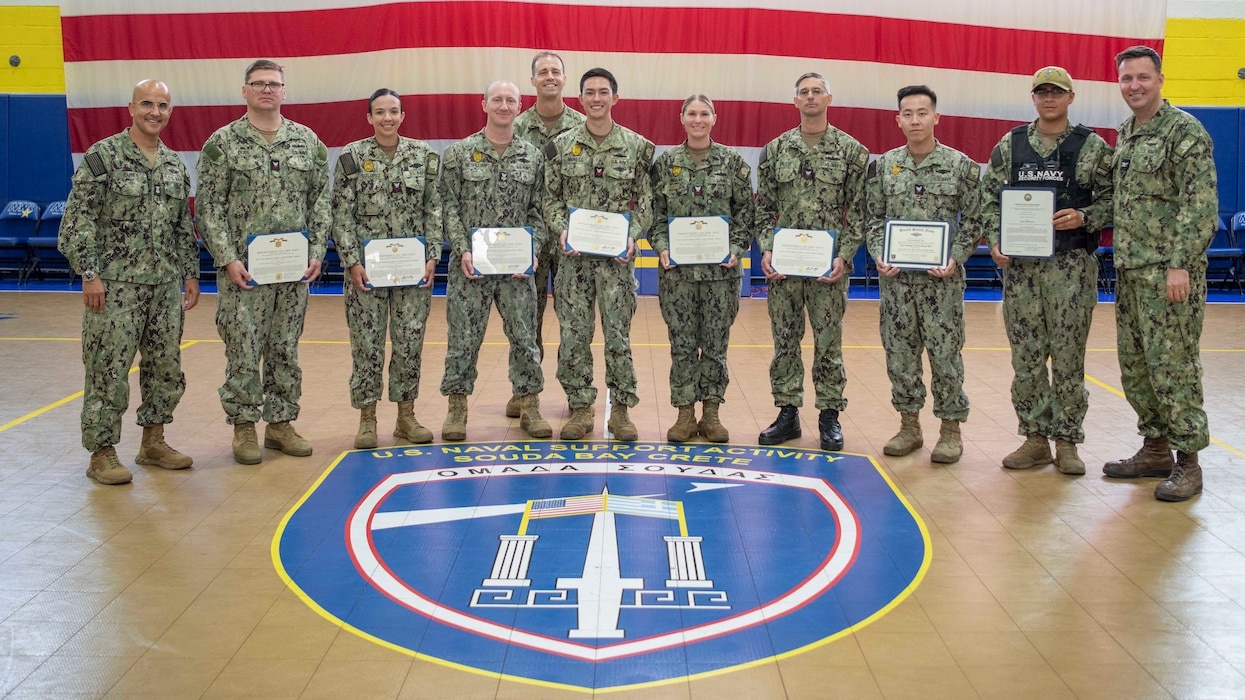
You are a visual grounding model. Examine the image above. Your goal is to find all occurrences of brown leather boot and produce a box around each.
[608,404,638,441]
[1054,440,1085,475]
[505,395,522,418]
[87,446,133,485]
[666,405,698,442]
[1103,437,1174,478]
[883,412,923,456]
[930,419,962,464]
[1002,434,1052,470]
[354,403,378,449]
[1155,451,1202,502]
[395,400,433,444]
[519,395,553,438]
[135,424,192,470]
[264,421,312,457]
[560,406,594,440]
[232,422,261,465]
[699,402,729,443]
[442,394,468,442]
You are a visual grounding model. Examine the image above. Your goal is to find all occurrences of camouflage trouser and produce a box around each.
[554,253,638,408]
[767,275,848,410]
[216,279,307,424]
[80,279,186,451]
[1116,264,1208,453]
[879,274,969,420]
[440,257,544,397]
[343,279,431,408]
[533,246,559,360]
[658,275,739,406]
[1002,250,1097,442]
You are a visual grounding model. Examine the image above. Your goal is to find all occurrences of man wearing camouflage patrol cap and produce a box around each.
[1105,45,1217,502]
[197,59,331,465]
[59,79,200,485]
[981,66,1114,476]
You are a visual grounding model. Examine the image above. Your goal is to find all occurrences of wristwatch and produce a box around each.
[1077,210,1088,227]
[82,270,97,282]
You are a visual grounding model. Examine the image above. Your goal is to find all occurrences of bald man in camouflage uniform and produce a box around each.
[982,66,1114,476]
[866,85,981,464]
[197,59,331,464]
[331,88,443,449]
[60,79,199,485]
[1106,46,1217,502]
[439,80,550,441]
[544,67,654,441]
[756,72,867,452]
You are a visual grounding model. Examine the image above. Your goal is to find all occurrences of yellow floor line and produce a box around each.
[1086,372,1244,457]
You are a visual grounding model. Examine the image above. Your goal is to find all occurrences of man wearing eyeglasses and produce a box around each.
[58,79,200,485]
[197,59,331,465]
[980,66,1113,477]
[755,72,868,452]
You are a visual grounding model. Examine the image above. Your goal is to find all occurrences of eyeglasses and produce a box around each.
[1033,87,1069,97]
[136,100,171,114]
[247,81,284,92]
[797,88,827,97]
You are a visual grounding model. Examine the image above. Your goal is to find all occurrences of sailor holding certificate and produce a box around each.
[330,88,443,450]
[648,94,754,444]
[865,85,982,464]
[438,80,552,442]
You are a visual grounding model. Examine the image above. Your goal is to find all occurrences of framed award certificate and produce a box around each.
[999,187,1056,258]
[471,227,534,275]
[668,216,731,266]
[882,220,951,270]
[246,231,309,285]
[363,237,428,288]
[771,228,837,278]
[566,207,630,258]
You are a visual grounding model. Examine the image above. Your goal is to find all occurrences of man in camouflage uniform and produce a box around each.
[543,67,654,441]
[982,67,1114,476]
[510,51,586,417]
[648,94,754,443]
[1105,46,1217,502]
[330,88,443,449]
[439,80,550,441]
[756,72,868,451]
[866,85,981,464]
[59,79,199,485]
[197,60,331,464]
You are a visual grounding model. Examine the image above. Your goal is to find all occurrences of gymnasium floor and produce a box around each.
[1,289,1243,699]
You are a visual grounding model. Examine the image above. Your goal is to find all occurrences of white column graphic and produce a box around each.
[483,535,538,586]
[556,511,643,639]
[664,536,713,588]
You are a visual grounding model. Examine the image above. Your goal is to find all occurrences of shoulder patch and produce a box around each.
[84,151,107,178]
[338,153,359,176]
[642,142,655,166]
[316,142,329,164]
[989,145,1003,168]
[202,141,224,164]
[426,153,440,176]
[737,163,750,182]
[855,149,868,168]
[866,160,878,179]
[1174,137,1197,160]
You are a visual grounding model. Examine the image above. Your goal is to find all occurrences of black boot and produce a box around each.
[818,409,844,451]
[759,406,801,445]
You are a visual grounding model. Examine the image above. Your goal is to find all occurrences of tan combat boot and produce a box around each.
[134,424,193,470]
[395,400,434,444]
[608,404,639,441]
[930,419,963,464]
[1054,440,1085,475]
[560,406,595,440]
[883,412,923,456]
[87,446,133,485]
[355,403,378,449]
[265,421,312,456]
[1155,451,1202,502]
[699,402,730,443]
[519,395,553,438]
[442,394,468,441]
[505,395,522,418]
[1103,437,1174,478]
[666,405,698,442]
[232,422,261,465]
[1002,434,1053,470]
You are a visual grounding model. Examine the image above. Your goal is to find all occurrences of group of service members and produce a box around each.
[57,46,1216,504]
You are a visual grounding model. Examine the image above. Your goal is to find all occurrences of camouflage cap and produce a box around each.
[1032,66,1073,92]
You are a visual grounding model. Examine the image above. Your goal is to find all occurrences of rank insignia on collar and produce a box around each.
[363,160,374,172]
[572,144,582,156]
[271,159,280,172]
[914,184,925,195]
[500,172,508,181]
[594,166,604,178]
[693,185,703,196]
[472,151,483,163]
[392,181,402,193]
[891,165,901,175]
[672,166,682,176]
[1120,159,1130,172]
[802,169,814,180]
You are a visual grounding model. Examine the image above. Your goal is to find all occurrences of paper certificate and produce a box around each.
[999,188,1056,258]
[771,228,837,277]
[363,237,428,288]
[883,220,951,270]
[471,227,534,275]
[668,216,731,266]
[566,207,630,258]
[246,231,309,285]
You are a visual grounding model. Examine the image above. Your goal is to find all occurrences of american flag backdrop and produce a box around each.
[60,0,1167,188]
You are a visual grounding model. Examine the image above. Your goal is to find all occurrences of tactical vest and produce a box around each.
[1010,125,1097,252]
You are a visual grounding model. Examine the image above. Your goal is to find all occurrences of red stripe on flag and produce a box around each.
[61,4,1158,83]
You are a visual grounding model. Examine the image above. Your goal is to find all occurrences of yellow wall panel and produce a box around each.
[1163,17,1245,106]
[0,5,65,93]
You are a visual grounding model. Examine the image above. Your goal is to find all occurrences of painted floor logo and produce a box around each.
[274,442,930,692]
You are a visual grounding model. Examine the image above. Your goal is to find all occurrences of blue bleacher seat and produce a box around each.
[963,242,1000,288]
[1206,216,1243,292]
[27,200,72,282]
[0,200,41,282]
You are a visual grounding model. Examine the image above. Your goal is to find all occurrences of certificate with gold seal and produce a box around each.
[771,228,837,278]
[246,231,308,285]
[471,227,534,275]
[566,207,630,258]
[882,220,951,270]
[363,237,428,288]
[999,187,1056,258]
[668,216,731,266]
